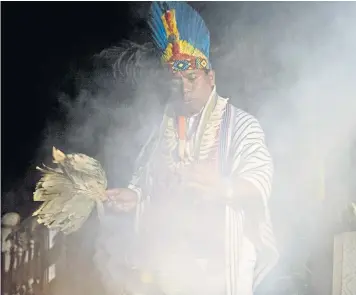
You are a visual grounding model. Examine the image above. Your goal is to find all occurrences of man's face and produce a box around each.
[172,69,215,116]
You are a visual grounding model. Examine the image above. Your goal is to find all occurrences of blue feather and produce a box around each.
[148,2,168,52]
[148,1,210,59]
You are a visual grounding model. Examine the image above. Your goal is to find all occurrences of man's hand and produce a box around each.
[179,161,262,203]
[178,162,226,201]
[105,188,138,212]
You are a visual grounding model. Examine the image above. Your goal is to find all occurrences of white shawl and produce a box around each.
[128,94,279,294]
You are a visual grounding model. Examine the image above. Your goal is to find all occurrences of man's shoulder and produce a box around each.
[223,100,260,126]
[216,94,265,136]
[218,95,255,118]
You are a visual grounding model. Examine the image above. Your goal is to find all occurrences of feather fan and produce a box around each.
[32,147,107,235]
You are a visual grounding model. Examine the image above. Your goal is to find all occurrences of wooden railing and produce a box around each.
[1,213,67,295]
[2,211,108,295]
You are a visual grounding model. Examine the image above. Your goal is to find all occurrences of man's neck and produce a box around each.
[187,86,217,119]
[187,86,217,137]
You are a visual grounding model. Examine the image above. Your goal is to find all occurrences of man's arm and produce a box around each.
[181,114,272,212]
[229,115,273,227]
[230,117,273,201]
[229,114,279,288]
[106,128,159,212]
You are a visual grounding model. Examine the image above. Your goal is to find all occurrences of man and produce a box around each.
[106,2,279,295]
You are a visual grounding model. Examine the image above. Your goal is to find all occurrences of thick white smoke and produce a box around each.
[204,3,356,293]
[31,2,356,294]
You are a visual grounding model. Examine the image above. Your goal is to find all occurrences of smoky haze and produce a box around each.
[30,2,356,294]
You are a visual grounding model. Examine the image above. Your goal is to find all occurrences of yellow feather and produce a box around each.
[162,40,208,63]
[161,9,180,41]
[52,146,66,163]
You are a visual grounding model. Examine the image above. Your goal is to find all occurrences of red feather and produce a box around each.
[178,116,186,140]
[165,11,173,34]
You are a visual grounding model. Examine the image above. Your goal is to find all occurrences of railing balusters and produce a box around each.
[1,213,67,295]
[27,239,35,295]
[32,239,41,295]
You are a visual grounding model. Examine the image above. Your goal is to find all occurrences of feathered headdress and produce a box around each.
[148,1,211,72]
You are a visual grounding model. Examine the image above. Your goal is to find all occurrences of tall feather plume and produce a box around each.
[147,1,210,60]
[147,2,169,54]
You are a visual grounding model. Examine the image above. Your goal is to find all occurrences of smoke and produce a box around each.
[35,41,167,186]
[32,40,171,295]
[30,2,356,294]
[198,2,356,216]
[202,2,356,292]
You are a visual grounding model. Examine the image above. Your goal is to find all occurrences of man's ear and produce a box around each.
[208,70,215,86]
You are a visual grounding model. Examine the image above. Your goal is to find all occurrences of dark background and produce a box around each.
[1,2,228,216]
[2,2,143,214]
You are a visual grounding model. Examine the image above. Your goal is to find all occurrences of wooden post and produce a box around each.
[332,232,356,295]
